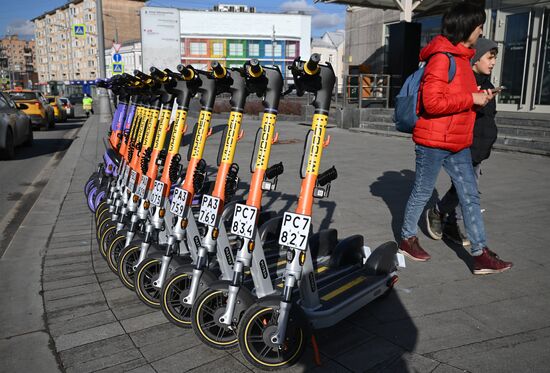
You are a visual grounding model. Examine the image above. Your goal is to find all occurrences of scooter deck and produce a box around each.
[302,267,392,329]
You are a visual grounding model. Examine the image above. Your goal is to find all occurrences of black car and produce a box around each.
[0,91,33,160]
[68,93,85,105]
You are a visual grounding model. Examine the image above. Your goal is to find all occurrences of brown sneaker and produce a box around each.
[473,248,513,275]
[399,236,431,262]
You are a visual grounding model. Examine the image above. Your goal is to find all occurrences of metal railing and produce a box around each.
[342,74,391,109]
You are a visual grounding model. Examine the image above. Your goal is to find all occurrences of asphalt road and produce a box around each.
[0,107,86,257]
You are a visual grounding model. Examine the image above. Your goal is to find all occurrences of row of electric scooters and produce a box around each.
[84,54,404,370]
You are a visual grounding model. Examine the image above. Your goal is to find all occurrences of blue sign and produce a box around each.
[112,53,122,62]
[72,24,86,38]
[112,63,124,74]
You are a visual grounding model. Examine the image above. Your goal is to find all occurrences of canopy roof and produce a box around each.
[315,0,550,19]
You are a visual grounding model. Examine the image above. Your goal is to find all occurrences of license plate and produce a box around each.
[198,195,220,227]
[135,175,148,199]
[127,170,137,192]
[278,212,311,251]
[169,187,189,218]
[149,180,165,207]
[122,165,131,185]
[231,203,257,239]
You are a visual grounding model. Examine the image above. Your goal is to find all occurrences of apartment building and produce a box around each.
[0,35,36,89]
[32,0,144,85]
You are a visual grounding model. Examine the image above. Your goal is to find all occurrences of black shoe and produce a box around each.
[426,207,443,240]
[443,223,470,247]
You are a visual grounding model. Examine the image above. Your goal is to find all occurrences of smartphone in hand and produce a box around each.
[491,86,506,94]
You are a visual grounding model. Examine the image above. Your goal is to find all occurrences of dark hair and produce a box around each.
[442,2,486,45]
[489,47,498,56]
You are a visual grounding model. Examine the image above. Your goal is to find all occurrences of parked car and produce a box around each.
[58,97,75,118]
[7,89,55,130]
[46,95,67,122]
[0,91,33,160]
[68,93,84,105]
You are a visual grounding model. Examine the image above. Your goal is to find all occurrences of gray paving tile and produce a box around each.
[138,333,201,362]
[187,355,251,373]
[59,334,134,367]
[314,321,375,359]
[332,337,404,372]
[120,311,168,334]
[47,301,110,324]
[45,249,90,260]
[150,343,225,372]
[45,290,105,313]
[125,364,157,373]
[94,358,149,373]
[44,262,92,276]
[44,282,102,301]
[49,309,117,337]
[363,309,502,354]
[110,298,155,321]
[54,321,125,351]
[43,274,97,291]
[51,229,92,238]
[65,349,143,373]
[44,256,92,269]
[129,322,194,348]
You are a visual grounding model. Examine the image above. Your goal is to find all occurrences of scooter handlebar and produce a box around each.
[317,166,337,186]
[211,61,227,78]
[305,53,321,75]
[176,65,195,80]
[265,162,284,179]
[150,66,168,81]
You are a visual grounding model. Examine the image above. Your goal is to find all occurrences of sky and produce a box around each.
[0,0,347,40]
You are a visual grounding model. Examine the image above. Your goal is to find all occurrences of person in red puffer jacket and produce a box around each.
[399,2,513,275]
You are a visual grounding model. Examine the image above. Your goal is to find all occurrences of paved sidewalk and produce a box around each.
[2,95,550,372]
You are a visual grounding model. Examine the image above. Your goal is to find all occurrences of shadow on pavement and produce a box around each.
[13,138,74,160]
[370,169,439,241]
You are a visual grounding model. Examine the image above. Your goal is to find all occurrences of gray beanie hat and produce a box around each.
[472,38,498,64]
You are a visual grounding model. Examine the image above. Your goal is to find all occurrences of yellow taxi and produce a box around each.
[7,89,55,130]
[46,95,67,122]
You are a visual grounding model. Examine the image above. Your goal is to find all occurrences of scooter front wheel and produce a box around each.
[99,223,116,259]
[106,232,127,273]
[117,243,141,290]
[135,258,162,308]
[191,289,238,349]
[238,304,307,370]
[161,271,192,328]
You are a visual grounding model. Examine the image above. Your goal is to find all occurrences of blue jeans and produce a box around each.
[401,145,486,255]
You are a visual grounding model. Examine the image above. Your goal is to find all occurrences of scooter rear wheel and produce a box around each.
[238,304,306,370]
[117,243,141,290]
[161,271,193,328]
[191,289,238,349]
[135,258,162,308]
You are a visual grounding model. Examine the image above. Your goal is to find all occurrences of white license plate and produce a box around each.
[135,175,148,199]
[278,212,311,251]
[231,204,257,239]
[149,180,165,207]
[169,187,189,218]
[127,170,137,192]
[198,195,220,227]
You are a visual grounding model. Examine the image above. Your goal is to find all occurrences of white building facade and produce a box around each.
[104,41,142,78]
[140,5,311,80]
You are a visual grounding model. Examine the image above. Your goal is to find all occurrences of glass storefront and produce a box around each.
[493,5,550,112]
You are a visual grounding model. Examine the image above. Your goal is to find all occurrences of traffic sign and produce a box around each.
[112,63,124,74]
[113,43,122,53]
[112,53,122,63]
[72,24,86,38]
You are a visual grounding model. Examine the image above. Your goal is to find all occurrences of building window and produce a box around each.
[228,43,243,56]
[248,43,259,56]
[286,43,296,58]
[190,42,207,56]
[212,42,224,56]
[264,43,281,57]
